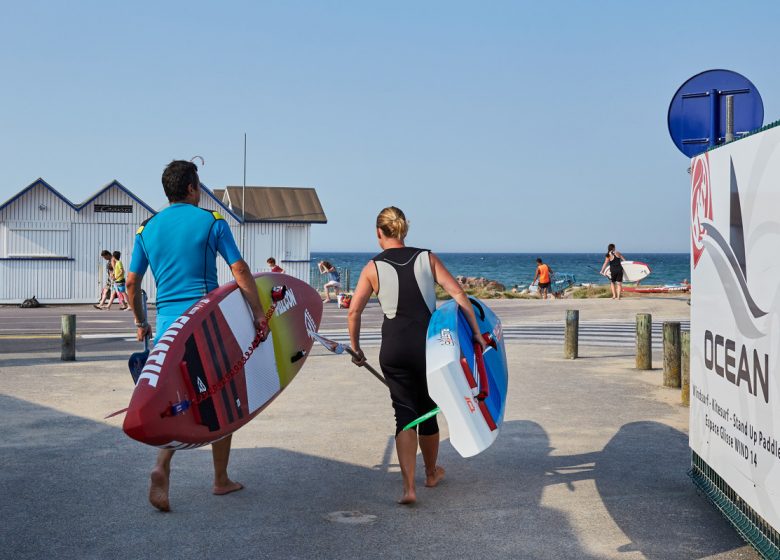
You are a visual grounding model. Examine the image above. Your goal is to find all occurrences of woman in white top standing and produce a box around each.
[347,206,486,505]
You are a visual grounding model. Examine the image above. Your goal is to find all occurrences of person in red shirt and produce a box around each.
[532,258,553,300]
[266,257,284,273]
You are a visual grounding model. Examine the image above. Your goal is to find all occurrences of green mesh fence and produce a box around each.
[690,450,780,559]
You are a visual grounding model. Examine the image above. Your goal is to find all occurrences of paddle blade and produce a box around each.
[309,330,345,354]
[128,350,149,384]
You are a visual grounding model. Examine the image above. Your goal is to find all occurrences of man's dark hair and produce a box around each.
[101,250,111,259]
[162,160,199,202]
[113,251,121,259]
[536,258,543,264]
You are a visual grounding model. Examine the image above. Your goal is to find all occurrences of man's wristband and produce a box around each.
[135,321,149,329]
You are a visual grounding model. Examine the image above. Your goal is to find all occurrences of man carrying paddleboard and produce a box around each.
[126,160,266,512]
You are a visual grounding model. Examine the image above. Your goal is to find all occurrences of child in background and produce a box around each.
[267,257,284,273]
[94,250,114,309]
[110,251,129,310]
[318,260,341,302]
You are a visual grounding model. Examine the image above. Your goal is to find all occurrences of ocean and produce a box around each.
[310,252,690,291]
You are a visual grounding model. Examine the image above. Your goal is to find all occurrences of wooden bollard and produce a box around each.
[663,321,681,388]
[564,310,579,359]
[61,314,76,361]
[636,313,652,370]
[681,331,690,406]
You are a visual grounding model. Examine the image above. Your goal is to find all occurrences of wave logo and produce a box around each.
[693,155,767,338]
[691,153,713,268]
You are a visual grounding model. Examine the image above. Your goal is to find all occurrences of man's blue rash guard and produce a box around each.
[129,203,242,321]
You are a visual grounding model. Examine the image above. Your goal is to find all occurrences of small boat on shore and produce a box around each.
[622,284,690,294]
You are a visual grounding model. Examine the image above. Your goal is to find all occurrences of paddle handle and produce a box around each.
[343,346,387,386]
[141,290,151,350]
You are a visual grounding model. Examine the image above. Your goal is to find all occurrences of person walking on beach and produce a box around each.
[110,251,129,310]
[347,206,486,505]
[600,243,625,300]
[318,260,341,302]
[126,159,266,512]
[94,250,114,309]
[267,257,284,273]
[532,258,553,300]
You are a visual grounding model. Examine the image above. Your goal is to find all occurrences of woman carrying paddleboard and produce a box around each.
[600,243,626,300]
[348,206,486,505]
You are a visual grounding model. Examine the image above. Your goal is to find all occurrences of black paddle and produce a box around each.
[128,290,150,384]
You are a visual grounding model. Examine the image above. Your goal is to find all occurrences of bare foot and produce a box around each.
[213,480,244,496]
[149,466,170,512]
[398,488,416,505]
[425,466,446,488]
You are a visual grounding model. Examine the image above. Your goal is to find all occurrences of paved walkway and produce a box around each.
[0,297,759,559]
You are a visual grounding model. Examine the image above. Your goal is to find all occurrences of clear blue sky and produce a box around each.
[2,1,779,253]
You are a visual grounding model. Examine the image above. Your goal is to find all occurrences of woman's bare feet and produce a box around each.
[425,465,445,488]
[149,466,170,512]
[398,486,417,505]
[213,480,244,496]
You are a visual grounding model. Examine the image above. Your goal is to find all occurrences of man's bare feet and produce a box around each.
[398,487,416,505]
[425,465,445,488]
[149,466,170,512]
[213,480,244,496]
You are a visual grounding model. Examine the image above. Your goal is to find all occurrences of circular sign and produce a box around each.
[668,69,763,158]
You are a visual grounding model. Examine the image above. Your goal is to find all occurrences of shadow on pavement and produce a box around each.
[0,396,748,560]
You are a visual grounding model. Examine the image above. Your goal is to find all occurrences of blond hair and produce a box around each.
[376,206,409,240]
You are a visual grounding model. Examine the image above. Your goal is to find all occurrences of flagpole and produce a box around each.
[242,133,246,251]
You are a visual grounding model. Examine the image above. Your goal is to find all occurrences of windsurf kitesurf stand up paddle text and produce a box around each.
[347,206,487,505]
[127,160,267,512]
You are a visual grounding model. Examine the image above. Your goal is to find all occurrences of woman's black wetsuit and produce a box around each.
[373,247,438,436]
[607,251,624,283]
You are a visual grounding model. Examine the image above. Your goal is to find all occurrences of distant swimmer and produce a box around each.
[347,206,486,505]
[126,159,266,512]
[532,258,553,300]
[600,243,625,300]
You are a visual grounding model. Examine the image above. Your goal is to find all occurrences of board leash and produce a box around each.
[104,286,287,420]
[160,286,286,418]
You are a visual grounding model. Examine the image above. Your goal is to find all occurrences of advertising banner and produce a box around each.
[690,125,780,531]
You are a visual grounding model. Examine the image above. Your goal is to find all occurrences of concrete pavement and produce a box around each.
[0,295,758,559]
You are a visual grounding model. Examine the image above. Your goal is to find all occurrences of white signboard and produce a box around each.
[690,125,780,532]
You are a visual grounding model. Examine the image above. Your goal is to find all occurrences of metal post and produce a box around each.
[663,321,681,388]
[345,268,351,292]
[725,94,735,143]
[61,314,76,361]
[564,309,579,359]
[636,313,652,370]
[681,330,691,406]
[709,88,719,147]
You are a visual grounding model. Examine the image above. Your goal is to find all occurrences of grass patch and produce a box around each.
[570,285,612,299]
[435,285,531,300]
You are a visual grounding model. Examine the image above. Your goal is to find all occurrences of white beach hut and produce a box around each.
[0,180,326,304]
[214,186,328,282]
[0,179,157,304]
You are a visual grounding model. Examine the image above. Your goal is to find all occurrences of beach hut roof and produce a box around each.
[78,180,157,214]
[222,186,327,224]
[0,178,81,213]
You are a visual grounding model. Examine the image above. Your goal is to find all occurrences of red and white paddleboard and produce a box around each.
[123,272,322,449]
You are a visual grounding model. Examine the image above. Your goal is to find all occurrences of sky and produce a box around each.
[2,0,780,253]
